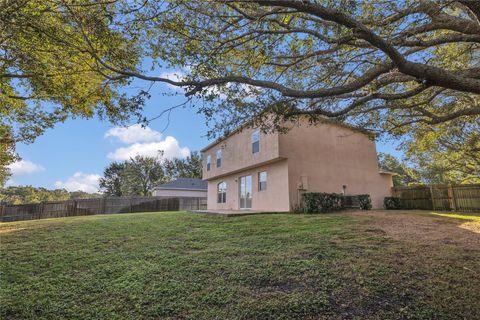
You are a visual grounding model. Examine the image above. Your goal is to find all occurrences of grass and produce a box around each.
[1,211,479,319]
[430,211,480,222]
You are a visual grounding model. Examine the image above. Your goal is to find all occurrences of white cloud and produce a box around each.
[160,70,186,82]
[159,68,258,99]
[107,136,190,161]
[105,124,190,161]
[105,124,162,144]
[160,69,187,91]
[55,172,100,193]
[201,81,258,100]
[8,160,45,176]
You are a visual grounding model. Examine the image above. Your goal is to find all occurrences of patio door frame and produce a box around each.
[239,175,252,209]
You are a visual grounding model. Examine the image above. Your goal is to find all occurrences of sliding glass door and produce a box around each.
[239,175,252,209]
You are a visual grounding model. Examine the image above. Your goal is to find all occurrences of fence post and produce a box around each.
[448,184,457,212]
[429,185,435,211]
[73,200,77,216]
[101,197,106,214]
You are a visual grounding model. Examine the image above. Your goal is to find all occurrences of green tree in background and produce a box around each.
[98,152,203,196]
[121,155,166,196]
[0,125,16,186]
[378,153,420,187]
[99,162,126,197]
[0,186,99,205]
[378,147,479,186]
[163,152,203,180]
[404,120,480,184]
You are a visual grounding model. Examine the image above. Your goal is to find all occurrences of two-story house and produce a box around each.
[201,118,393,211]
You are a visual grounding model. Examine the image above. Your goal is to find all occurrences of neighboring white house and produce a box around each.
[152,178,207,198]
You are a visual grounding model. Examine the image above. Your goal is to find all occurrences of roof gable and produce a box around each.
[200,117,375,153]
[155,178,207,190]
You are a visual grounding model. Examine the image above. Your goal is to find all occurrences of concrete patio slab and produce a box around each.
[190,209,281,217]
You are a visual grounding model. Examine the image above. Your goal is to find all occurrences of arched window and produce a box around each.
[217,182,227,203]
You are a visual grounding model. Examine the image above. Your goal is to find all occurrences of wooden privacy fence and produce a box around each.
[0,196,207,222]
[392,184,480,213]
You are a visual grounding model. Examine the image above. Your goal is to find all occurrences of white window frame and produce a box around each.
[258,171,267,191]
[216,149,222,167]
[217,181,227,203]
[252,130,260,154]
[206,155,211,171]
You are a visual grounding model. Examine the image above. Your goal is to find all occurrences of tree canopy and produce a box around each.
[99,153,203,197]
[0,186,99,205]
[163,152,203,180]
[1,0,144,144]
[2,0,479,182]
[0,125,16,186]
[120,155,166,196]
[378,152,420,186]
[403,119,480,183]
[99,161,126,197]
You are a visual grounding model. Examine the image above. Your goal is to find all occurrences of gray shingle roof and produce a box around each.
[155,178,207,190]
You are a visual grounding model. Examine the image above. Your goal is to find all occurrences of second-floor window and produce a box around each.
[217,182,227,203]
[206,155,211,171]
[216,149,222,167]
[252,130,260,153]
[258,171,267,191]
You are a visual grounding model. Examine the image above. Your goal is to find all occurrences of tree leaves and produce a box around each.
[2,0,479,183]
[99,153,203,196]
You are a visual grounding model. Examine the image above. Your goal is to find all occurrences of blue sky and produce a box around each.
[8,79,403,192]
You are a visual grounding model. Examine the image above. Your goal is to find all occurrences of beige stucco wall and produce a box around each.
[202,118,393,211]
[206,160,290,211]
[202,127,281,181]
[152,189,207,198]
[279,120,393,209]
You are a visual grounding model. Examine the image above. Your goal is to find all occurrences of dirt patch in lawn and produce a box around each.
[0,226,26,234]
[459,221,480,233]
[348,210,480,247]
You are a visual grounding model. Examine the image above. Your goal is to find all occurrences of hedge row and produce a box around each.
[358,194,372,210]
[302,193,406,212]
[384,197,403,210]
[302,193,372,213]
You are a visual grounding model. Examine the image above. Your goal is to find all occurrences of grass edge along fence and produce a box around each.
[0,196,207,222]
[391,184,480,213]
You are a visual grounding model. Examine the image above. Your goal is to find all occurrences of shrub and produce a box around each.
[358,194,372,210]
[384,197,402,210]
[302,192,345,213]
[291,203,304,213]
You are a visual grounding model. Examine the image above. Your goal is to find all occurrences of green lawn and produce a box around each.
[1,211,479,319]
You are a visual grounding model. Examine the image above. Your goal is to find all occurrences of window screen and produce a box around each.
[206,155,211,171]
[217,182,226,203]
[252,130,260,153]
[258,171,267,191]
[216,149,222,167]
